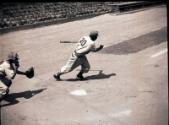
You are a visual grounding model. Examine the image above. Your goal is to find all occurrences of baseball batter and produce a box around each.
[53,31,104,81]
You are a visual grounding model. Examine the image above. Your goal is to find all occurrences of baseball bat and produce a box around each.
[76,69,103,72]
[60,40,77,43]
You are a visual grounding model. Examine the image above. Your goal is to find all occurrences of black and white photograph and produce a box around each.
[0,1,168,125]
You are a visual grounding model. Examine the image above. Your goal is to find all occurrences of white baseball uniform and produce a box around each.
[59,36,99,74]
[0,61,15,96]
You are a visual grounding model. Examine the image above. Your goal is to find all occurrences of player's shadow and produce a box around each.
[86,71,116,80]
[66,70,116,81]
[0,88,46,107]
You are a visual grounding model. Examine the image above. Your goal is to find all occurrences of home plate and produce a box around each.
[70,89,87,96]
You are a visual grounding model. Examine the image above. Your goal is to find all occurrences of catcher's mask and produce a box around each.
[7,52,19,62]
[89,31,98,41]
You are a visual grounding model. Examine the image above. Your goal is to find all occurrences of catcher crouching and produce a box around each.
[0,52,34,101]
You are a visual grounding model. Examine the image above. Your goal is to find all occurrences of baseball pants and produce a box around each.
[59,52,90,74]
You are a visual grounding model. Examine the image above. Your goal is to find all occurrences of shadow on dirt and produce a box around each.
[65,70,116,81]
[0,88,46,107]
[100,27,167,55]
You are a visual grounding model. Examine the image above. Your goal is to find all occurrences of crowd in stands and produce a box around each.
[0,2,164,30]
[0,2,112,29]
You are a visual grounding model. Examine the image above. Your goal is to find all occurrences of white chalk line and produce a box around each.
[151,48,167,58]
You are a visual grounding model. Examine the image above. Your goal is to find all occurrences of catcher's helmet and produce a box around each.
[89,31,98,41]
[7,52,19,61]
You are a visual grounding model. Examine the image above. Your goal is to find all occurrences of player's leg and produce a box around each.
[0,80,9,100]
[53,53,77,80]
[77,56,90,80]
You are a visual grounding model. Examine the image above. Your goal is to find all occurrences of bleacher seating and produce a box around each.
[0,2,165,32]
[0,2,112,30]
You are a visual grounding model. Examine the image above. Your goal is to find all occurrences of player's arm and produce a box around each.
[4,63,16,80]
[16,69,26,75]
[8,61,25,77]
[10,61,34,79]
[92,44,104,52]
[10,60,24,75]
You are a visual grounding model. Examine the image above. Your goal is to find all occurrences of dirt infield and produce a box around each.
[0,5,168,125]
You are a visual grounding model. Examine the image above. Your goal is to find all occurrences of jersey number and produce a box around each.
[80,38,87,46]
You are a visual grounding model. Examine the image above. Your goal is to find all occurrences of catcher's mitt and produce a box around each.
[25,67,34,78]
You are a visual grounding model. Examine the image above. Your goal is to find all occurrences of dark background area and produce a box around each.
[0,1,165,33]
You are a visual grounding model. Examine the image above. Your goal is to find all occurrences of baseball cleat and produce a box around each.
[53,74,61,81]
[77,73,87,81]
